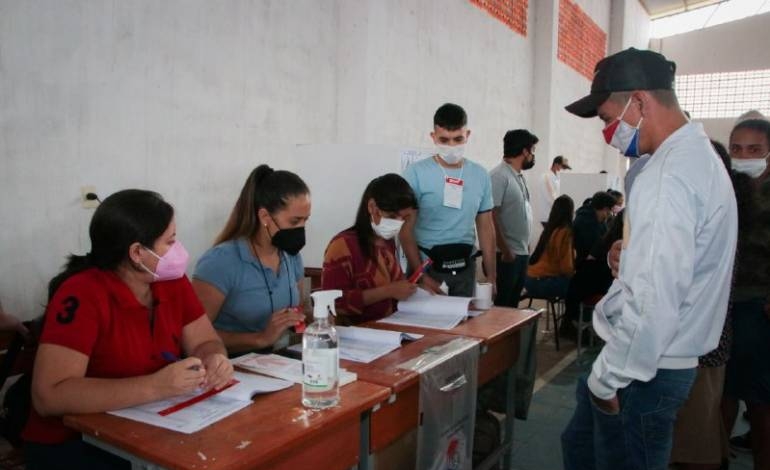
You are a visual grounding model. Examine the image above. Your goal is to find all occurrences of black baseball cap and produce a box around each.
[553,156,571,169]
[565,48,677,118]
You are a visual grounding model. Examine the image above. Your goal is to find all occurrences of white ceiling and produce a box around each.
[638,0,726,18]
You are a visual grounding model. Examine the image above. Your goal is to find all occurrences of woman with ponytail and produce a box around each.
[193,165,310,354]
[322,174,418,325]
[24,189,232,469]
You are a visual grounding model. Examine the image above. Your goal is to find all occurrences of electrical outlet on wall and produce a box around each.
[81,186,98,209]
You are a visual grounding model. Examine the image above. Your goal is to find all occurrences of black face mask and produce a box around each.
[271,224,306,255]
[523,154,535,170]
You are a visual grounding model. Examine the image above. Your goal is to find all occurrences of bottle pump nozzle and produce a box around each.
[310,290,342,319]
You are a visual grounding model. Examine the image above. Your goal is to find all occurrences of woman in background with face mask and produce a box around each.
[25,189,231,469]
[193,165,310,355]
[729,118,770,183]
[321,174,418,325]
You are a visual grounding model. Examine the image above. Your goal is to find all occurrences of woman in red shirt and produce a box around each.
[24,189,232,469]
[322,174,418,325]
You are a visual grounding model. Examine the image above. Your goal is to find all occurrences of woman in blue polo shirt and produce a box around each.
[193,165,309,355]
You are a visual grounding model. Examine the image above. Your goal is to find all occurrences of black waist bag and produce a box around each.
[421,243,476,273]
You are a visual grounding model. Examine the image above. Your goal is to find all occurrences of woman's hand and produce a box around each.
[202,353,233,391]
[153,357,206,396]
[420,275,445,295]
[388,280,417,301]
[262,308,306,346]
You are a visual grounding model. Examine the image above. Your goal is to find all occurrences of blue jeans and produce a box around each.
[562,368,696,470]
[524,275,570,299]
[495,253,528,307]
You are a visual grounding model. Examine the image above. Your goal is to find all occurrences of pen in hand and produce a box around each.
[408,258,433,284]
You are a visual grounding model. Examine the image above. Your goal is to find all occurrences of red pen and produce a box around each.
[408,258,433,284]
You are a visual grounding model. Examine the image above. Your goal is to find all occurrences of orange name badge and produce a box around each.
[443,177,464,209]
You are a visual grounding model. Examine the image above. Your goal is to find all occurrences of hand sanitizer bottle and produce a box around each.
[302,290,341,409]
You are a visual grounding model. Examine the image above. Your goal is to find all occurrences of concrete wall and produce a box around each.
[0,0,538,319]
[0,0,654,320]
[1,1,341,319]
[651,11,770,144]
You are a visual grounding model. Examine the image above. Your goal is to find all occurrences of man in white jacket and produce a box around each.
[561,48,738,470]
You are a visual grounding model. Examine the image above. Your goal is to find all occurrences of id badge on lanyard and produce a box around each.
[443,177,464,209]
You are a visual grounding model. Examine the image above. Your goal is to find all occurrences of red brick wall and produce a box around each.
[557,0,607,80]
[470,0,528,37]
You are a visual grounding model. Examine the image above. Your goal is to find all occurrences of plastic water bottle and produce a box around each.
[302,290,341,409]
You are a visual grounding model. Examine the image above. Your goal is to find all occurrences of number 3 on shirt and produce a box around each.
[443,177,463,209]
[56,296,79,324]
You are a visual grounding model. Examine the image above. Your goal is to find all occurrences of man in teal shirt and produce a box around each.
[400,103,496,297]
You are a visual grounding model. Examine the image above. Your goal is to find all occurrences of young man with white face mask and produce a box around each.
[400,103,496,297]
[722,117,770,467]
[561,48,738,470]
[729,118,770,183]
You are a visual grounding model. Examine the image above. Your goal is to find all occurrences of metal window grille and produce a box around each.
[675,69,770,119]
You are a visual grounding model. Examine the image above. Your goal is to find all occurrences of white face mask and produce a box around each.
[732,155,768,178]
[371,217,404,240]
[436,144,465,164]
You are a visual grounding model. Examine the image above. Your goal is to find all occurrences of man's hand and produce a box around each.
[591,392,620,415]
[607,240,623,278]
[500,251,515,263]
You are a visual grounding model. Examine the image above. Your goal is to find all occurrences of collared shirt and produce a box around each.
[490,162,532,255]
[588,122,738,400]
[24,268,204,444]
[403,157,494,249]
[193,238,303,333]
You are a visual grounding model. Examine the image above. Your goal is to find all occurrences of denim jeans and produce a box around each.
[562,368,696,470]
[495,253,528,307]
[523,275,570,299]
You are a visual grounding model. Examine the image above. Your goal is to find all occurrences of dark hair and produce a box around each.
[214,164,309,245]
[713,139,757,235]
[352,174,417,261]
[711,139,730,171]
[730,119,770,149]
[48,189,174,299]
[606,189,623,203]
[530,195,574,265]
[503,129,539,158]
[433,103,467,131]
[589,191,617,210]
[591,208,625,260]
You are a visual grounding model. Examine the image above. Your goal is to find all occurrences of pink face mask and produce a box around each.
[141,242,189,282]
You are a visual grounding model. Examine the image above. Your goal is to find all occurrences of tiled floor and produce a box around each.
[513,325,754,470]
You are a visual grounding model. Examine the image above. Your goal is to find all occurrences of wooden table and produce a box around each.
[65,381,390,470]
[364,306,541,470]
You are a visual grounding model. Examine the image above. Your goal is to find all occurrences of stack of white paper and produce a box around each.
[231,353,357,386]
[108,371,293,434]
[334,326,423,363]
[376,288,472,330]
